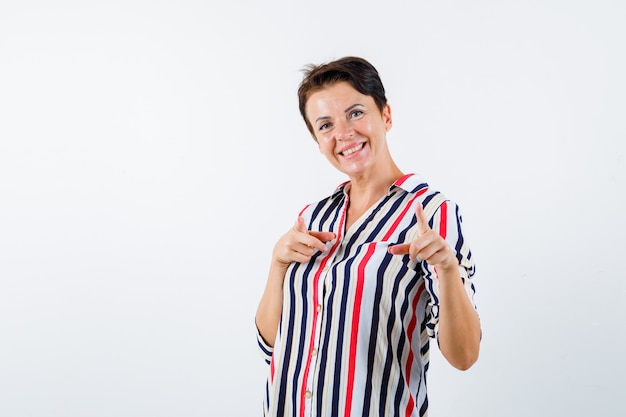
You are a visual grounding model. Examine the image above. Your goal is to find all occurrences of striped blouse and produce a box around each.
[257,173,477,417]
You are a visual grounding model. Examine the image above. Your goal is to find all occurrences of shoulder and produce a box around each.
[395,173,468,223]
[395,173,447,210]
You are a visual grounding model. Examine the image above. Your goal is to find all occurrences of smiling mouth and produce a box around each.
[340,143,364,156]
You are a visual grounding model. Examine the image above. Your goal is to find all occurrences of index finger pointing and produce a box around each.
[295,217,334,252]
[310,230,336,243]
[295,216,308,233]
[415,202,430,236]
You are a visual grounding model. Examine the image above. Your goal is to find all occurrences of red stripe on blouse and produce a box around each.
[383,188,427,241]
[433,201,448,279]
[344,242,376,417]
[394,173,414,187]
[403,195,440,415]
[404,284,425,417]
[439,201,447,239]
[299,205,346,417]
[345,190,427,416]
[298,204,311,218]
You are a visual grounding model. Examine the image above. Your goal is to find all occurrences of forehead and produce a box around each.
[305,81,372,117]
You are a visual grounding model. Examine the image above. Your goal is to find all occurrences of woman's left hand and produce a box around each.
[387,203,457,271]
[389,201,480,370]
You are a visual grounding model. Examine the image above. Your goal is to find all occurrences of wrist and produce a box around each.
[268,260,290,286]
[436,258,460,277]
[270,258,290,272]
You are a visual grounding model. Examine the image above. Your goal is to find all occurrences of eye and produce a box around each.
[350,109,364,118]
[318,122,331,131]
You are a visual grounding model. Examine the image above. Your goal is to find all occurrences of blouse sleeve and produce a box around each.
[255,322,274,365]
[421,200,478,339]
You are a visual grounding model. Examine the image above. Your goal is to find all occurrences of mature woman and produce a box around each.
[255,56,481,417]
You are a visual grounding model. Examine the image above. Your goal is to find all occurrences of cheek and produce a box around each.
[321,145,340,161]
[319,142,333,155]
[316,136,334,151]
[364,120,376,131]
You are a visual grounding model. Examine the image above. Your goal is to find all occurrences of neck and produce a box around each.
[347,160,404,208]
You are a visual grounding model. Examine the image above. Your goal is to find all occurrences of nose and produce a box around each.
[334,119,354,141]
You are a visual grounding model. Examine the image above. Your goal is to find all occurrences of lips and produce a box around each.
[339,142,365,156]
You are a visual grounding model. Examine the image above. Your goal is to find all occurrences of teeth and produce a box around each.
[342,143,364,156]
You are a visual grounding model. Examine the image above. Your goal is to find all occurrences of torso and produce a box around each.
[261,173,467,417]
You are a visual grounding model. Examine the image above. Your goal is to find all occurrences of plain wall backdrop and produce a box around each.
[1,1,624,416]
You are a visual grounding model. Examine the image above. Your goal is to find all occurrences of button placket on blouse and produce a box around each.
[303,260,334,412]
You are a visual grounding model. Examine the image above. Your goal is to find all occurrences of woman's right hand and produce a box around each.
[256,217,336,346]
[272,217,336,267]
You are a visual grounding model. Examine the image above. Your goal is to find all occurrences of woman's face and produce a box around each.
[305,81,392,179]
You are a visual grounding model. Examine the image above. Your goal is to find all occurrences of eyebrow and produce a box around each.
[344,103,364,113]
[314,104,364,123]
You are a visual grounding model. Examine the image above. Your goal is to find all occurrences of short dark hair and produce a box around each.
[297,56,388,136]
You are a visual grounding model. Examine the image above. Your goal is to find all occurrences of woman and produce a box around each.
[255,56,481,417]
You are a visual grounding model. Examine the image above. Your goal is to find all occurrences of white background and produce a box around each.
[1,1,624,416]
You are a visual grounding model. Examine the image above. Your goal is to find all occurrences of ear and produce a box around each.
[383,104,392,131]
